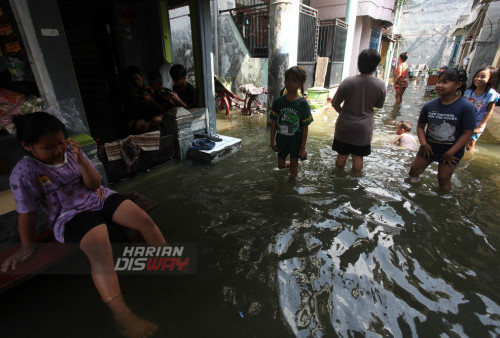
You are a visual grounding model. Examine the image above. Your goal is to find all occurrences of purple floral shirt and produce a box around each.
[9,147,115,243]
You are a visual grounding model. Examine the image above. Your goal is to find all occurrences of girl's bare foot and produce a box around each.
[115,314,158,338]
[108,295,158,338]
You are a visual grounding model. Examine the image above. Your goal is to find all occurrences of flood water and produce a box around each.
[2,81,500,337]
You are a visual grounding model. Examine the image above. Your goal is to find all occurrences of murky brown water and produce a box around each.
[1,81,500,337]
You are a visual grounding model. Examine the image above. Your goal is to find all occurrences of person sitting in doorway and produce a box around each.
[147,71,186,112]
[125,65,163,134]
[170,64,197,109]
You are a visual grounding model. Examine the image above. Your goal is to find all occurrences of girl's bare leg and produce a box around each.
[80,224,158,337]
[395,90,401,105]
[278,157,289,169]
[352,155,364,171]
[409,155,432,179]
[437,162,457,191]
[289,158,299,179]
[111,200,165,244]
[335,154,349,169]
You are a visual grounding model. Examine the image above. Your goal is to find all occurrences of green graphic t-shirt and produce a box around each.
[269,96,313,136]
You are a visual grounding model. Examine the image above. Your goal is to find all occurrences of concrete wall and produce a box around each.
[169,6,195,87]
[398,0,472,69]
[310,0,394,22]
[216,14,268,98]
[467,2,500,82]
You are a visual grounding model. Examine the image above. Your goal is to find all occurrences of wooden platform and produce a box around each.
[188,135,241,163]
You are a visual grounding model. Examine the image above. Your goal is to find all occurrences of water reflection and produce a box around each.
[212,82,500,336]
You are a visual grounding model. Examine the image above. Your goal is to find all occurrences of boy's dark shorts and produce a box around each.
[417,141,465,164]
[276,133,303,159]
[64,193,128,243]
[332,138,371,156]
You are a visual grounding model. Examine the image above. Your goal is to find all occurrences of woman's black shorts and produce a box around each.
[63,193,128,243]
[332,138,371,156]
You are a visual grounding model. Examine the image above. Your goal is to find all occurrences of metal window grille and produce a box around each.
[318,19,347,87]
[298,4,318,62]
[226,2,270,58]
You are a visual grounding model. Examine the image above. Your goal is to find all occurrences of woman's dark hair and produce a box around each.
[438,67,468,95]
[358,49,381,74]
[13,112,67,145]
[169,64,187,81]
[399,52,408,62]
[284,66,307,96]
[468,66,498,92]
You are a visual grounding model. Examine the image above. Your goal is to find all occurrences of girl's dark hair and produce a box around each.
[284,66,307,96]
[438,67,467,95]
[13,112,67,145]
[399,52,408,62]
[468,66,499,92]
[358,49,381,74]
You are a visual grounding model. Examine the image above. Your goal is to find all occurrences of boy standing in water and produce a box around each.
[331,49,386,171]
[270,66,313,179]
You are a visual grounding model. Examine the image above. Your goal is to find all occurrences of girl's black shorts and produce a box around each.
[63,193,128,243]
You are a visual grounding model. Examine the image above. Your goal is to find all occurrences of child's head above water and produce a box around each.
[469,66,498,92]
[437,67,467,96]
[357,49,381,74]
[396,120,412,135]
[13,112,68,164]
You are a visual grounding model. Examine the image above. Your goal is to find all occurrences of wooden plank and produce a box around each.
[314,57,329,88]
[0,231,77,293]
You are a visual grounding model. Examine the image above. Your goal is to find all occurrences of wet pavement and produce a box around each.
[1,80,500,337]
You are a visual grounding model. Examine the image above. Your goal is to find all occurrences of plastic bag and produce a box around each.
[45,98,89,135]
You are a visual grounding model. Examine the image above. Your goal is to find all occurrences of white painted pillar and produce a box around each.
[342,0,359,81]
[267,0,300,112]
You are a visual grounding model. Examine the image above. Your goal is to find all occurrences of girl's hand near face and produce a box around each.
[67,138,83,164]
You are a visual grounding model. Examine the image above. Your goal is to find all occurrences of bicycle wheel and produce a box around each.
[215,93,231,115]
